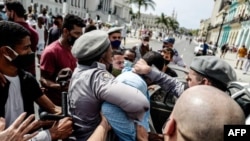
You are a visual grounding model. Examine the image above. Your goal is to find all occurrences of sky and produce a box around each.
[132,0,214,29]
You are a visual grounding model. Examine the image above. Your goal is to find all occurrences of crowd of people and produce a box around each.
[0,1,249,141]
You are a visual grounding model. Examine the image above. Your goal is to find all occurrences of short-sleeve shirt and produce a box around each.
[238,47,248,58]
[40,40,77,79]
[0,70,43,118]
[40,41,76,105]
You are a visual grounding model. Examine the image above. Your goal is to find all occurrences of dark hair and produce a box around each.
[163,48,175,58]
[112,49,124,57]
[142,51,164,70]
[124,48,136,58]
[62,14,85,31]
[0,21,30,48]
[52,14,63,20]
[5,1,26,18]
[84,24,97,33]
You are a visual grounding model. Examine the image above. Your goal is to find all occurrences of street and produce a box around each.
[35,37,250,86]
[124,37,250,83]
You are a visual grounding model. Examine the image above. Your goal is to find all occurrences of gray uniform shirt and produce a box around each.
[172,48,186,68]
[146,66,185,97]
[68,62,149,140]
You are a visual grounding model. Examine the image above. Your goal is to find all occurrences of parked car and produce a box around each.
[148,70,250,135]
[194,43,214,56]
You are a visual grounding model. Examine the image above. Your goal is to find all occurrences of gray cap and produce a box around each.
[190,56,236,86]
[72,30,110,61]
[107,27,123,35]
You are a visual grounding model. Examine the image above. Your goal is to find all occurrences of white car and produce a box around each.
[194,43,214,56]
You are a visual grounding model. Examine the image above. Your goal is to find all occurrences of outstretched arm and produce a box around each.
[0,113,39,141]
[87,115,111,141]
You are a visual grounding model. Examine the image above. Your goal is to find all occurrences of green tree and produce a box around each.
[168,17,179,32]
[127,0,156,19]
[155,13,168,30]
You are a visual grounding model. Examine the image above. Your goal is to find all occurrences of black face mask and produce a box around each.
[68,36,77,46]
[11,53,35,69]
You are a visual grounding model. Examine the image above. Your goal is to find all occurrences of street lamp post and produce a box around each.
[215,12,227,47]
[205,23,211,41]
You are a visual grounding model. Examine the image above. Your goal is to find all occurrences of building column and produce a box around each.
[235,29,243,46]
[244,29,250,48]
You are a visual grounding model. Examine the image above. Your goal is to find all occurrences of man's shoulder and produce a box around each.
[43,41,61,54]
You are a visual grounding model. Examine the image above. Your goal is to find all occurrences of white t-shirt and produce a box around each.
[36,24,45,44]
[4,75,24,127]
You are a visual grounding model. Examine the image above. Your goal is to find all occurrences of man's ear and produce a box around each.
[0,46,17,61]
[63,28,70,35]
[203,78,212,85]
[165,118,176,136]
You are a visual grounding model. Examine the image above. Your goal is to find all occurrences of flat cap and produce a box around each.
[190,56,236,86]
[72,30,110,61]
[107,26,123,35]
[163,37,175,44]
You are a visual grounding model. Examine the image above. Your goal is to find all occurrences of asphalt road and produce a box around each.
[124,37,197,68]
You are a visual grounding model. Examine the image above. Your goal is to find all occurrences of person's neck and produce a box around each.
[14,17,26,23]
[38,23,43,28]
[59,37,71,50]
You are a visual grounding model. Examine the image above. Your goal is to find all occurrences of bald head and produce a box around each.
[172,85,245,141]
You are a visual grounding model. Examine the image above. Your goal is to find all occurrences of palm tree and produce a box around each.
[168,17,179,32]
[155,13,168,32]
[127,0,156,19]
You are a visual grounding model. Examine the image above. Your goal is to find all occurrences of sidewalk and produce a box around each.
[194,40,250,83]
[215,51,250,83]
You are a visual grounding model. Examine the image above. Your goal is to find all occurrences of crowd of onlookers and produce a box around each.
[0,1,249,141]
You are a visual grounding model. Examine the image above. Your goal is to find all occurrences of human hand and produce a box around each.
[132,59,151,75]
[49,117,73,140]
[136,124,148,141]
[0,113,39,141]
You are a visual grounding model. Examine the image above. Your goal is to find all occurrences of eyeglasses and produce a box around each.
[162,118,170,135]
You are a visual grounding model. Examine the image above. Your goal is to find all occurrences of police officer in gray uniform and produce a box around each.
[133,56,237,97]
[107,26,125,51]
[68,30,150,140]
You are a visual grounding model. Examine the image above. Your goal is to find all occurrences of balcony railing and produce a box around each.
[240,15,250,22]
[224,17,240,25]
